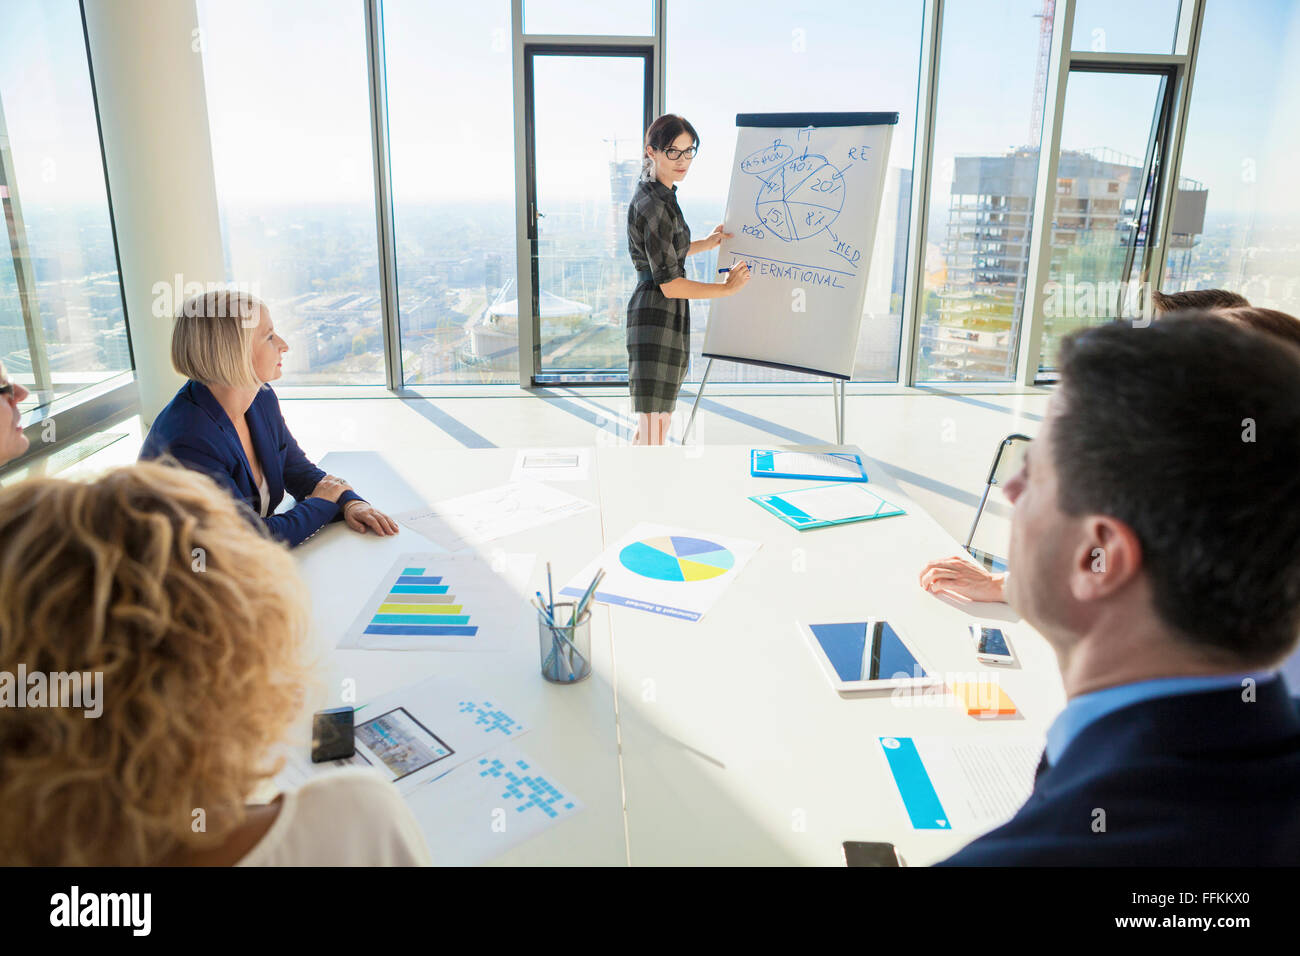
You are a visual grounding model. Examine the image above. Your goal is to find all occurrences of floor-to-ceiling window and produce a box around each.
[384,0,520,385]
[914,0,1050,384]
[1165,0,1300,316]
[0,0,130,413]
[197,0,385,386]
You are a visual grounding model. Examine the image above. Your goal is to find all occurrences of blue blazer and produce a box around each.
[937,676,1300,865]
[139,380,363,548]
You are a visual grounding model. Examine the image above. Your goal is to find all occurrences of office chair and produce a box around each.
[964,433,1031,572]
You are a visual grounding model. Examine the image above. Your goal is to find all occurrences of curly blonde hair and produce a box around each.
[0,461,313,865]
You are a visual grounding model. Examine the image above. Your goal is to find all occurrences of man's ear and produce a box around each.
[1069,515,1143,602]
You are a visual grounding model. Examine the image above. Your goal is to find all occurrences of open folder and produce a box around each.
[749,482,906,530]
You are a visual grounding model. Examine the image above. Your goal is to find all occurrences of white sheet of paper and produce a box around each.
[337,552,533,651]
[886,735,1041,832]
[276,675,533,796]
[404,742,584,866]
[776,483,900,522]
[395,481,595,551]
[768,451,864,479]
[510,447,591,483]
[558,522,762,623]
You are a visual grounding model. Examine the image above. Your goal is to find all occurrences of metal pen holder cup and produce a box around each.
[538,601,592,684]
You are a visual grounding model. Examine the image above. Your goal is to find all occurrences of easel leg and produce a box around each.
[684,358,713,445]
[832,378,841,445]
[838,378,846,445]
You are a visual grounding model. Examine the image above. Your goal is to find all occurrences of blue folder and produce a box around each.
[750,449,868,482]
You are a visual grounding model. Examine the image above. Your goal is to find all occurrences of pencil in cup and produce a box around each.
[536,600,592,683]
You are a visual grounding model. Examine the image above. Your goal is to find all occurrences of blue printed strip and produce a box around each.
[371,614,471,626]
[878,737,951,830]
[558,586,701,623]
[396,575,443,585]
[401,567,425,575]
[364,624,479,636]
[390,585,450,594]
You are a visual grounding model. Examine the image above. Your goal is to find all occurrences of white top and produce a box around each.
[257,473,270,517]
[237,768,432,867]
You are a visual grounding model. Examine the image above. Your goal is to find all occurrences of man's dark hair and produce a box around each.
[1218,306,1300,351]
[1052,314,1300,666]
[1152,287,1249,313]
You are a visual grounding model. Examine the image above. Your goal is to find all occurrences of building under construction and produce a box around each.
[920,148,1208,382]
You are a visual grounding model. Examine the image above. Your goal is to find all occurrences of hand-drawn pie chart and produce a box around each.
[755,153,846,242]
[618,536,735,582]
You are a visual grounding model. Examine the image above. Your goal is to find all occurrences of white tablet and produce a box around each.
[798,618,943,694]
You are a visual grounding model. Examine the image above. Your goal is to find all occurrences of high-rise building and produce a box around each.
[922,148,1208,381]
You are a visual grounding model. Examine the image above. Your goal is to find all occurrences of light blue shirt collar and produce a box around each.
[1045,672,1277,765]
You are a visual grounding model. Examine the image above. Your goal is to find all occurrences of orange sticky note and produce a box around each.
[949,680,1018,717]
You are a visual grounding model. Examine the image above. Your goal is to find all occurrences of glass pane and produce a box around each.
[525,0,652,36]
[1165,0,1300,317]
[385,0,518,385]
[1071,0,1181,54]
[667,0,922,383]
[918,0,1048,382]
[532,54,646,376]
[0,0,130,412]
[197,0,384,386]
[1038,71,1165,374]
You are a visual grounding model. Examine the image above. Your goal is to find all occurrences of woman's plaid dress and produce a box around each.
[626,177,692,414]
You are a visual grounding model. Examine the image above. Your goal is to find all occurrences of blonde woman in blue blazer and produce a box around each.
[141,290,398,548]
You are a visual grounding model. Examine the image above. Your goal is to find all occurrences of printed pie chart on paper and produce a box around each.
[618,536,736,582]
[561,523,762,622]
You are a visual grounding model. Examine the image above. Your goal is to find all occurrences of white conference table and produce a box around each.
[294,444,1065,866]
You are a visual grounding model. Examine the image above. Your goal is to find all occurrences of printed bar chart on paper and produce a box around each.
[365,565,477,637]
[339,553,532,651]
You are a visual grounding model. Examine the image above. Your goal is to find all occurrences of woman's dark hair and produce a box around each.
[643,114,699,177]
[1051,314,1300,667]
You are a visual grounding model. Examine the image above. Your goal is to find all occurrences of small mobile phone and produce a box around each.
[969,624,1016,665]
[311,706,356,763]
[842,841,903,867]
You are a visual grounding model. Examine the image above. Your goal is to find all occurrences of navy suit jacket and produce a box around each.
[139,380,363,548]
[937,676,1300,865]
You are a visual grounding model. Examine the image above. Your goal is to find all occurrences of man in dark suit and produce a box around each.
[939,314,1300,866]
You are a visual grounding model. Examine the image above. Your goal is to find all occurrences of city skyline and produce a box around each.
[4,0,1299,401]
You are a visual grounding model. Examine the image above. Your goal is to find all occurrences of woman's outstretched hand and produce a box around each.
[707,224,733,249]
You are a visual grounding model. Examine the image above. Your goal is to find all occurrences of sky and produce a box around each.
[0,0,1296,219]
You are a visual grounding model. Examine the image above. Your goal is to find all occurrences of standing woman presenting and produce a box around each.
[627,114,750,445]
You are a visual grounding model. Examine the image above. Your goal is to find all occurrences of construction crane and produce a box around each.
[1028,0,1056,147]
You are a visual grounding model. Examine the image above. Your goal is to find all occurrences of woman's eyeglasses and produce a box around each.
[0,382,16,398]
[660,145,697,161]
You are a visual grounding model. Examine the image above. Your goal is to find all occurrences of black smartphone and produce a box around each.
[842,841,902,867]
[311,706,356,763]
